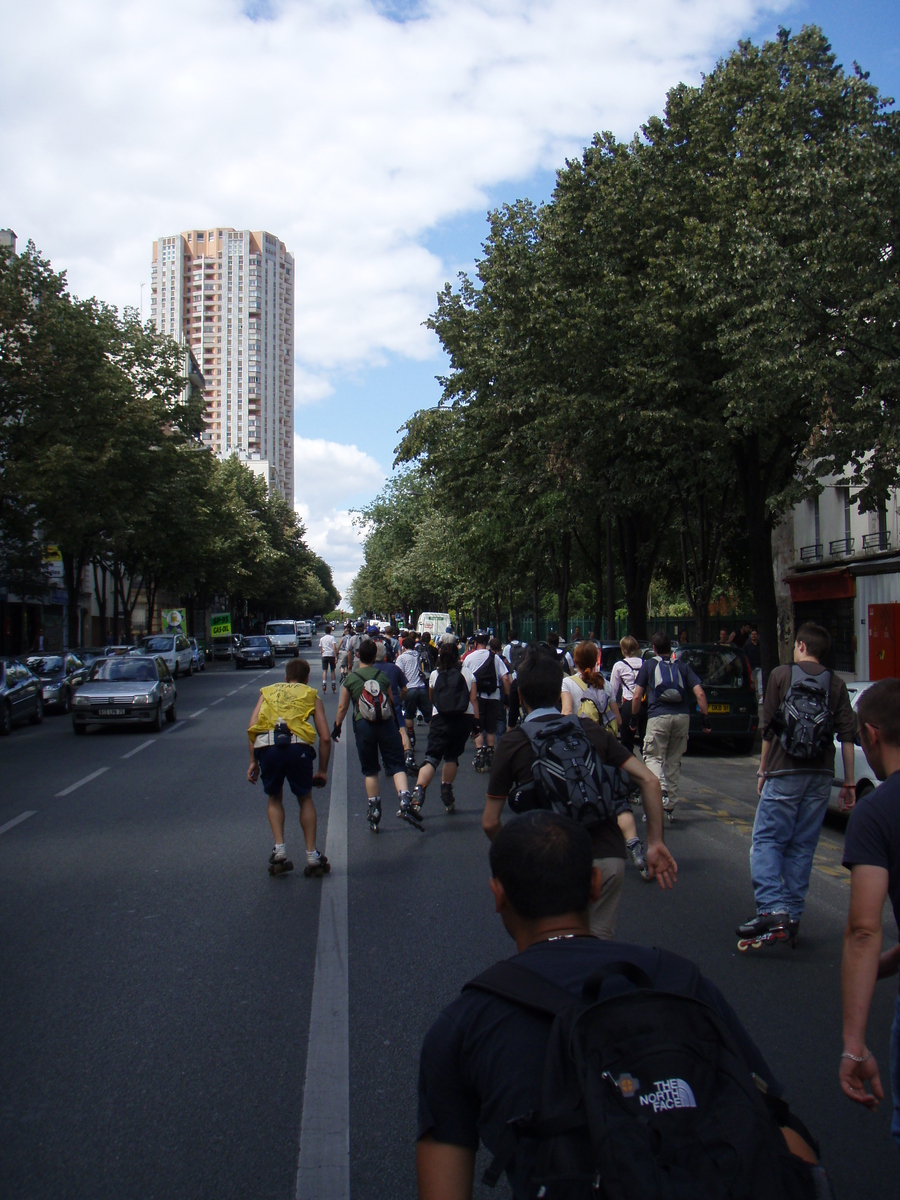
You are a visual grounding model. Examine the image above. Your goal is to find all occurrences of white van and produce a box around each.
[265,620,299,656]
[416,612,453,640]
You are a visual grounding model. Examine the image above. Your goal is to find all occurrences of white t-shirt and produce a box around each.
[609,656,643,702]
[463,648,509,698]
[319,634,336,658]
[429,666,476,716]
[562,673,616,723]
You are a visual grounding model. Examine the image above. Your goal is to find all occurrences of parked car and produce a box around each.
[72,655,177,734]
[212,636,235,660]
[829,679,876,814]
[673,643,759,754]
[72,646,112,667]
[265,620,299,656]
[133,634,194,677]
[24,653,90,714]
[594,643,624,680]
[188,638,206,672]
[0,659,44,734]
[235,635,275,669]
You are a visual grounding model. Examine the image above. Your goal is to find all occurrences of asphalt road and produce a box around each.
[1,652,898,1198]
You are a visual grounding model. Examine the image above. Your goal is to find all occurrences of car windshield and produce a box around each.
[139,637,174,652]
[676,647,746,689]
[267,623,294,635]
[244,636,269,647]
[91,659,158,682]
[599,646,623,673]
[26,656,64,673]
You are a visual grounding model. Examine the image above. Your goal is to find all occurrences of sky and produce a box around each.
[2,0,898,602]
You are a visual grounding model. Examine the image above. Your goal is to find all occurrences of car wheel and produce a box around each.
[60,690,71,715]
[150,703,163,732]
[73,721,87,735]
[187,659,194,676]
[165,700,177,724]
[173,663,179,679]
[29,696,44,725]
[0,701,11,736]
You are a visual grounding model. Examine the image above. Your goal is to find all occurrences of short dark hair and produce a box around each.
[795,622,830,662]
[516,647,563,709]
[547,632,560,648]
[285,657,310,683]
[489,811,593,919]
[857,679,900,748]
[358,638,377,665]
[489,637,502,653]
[402,634,416,650]
[652,631,671,656]
[475,630,489,645]
[421,631,431,644]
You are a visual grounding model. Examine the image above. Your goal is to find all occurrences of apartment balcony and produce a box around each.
[828,537,855,556]
[799,543,823,562]
[863,531,892,552]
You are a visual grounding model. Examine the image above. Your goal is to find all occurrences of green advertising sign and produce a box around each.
[210,612,232,638]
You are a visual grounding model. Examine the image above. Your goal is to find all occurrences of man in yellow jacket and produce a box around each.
[247,657,332,877]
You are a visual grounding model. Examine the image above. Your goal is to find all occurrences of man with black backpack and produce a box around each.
[737,622,856,948]
[630,631,709,820]
[417,811,827,1200]
[482,647,676,938]
[467,630,510,773]
[502,631,527,727]
[408,640,480,817]
[332,638,415,832]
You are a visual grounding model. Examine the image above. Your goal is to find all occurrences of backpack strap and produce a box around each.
[463,959,575,1017]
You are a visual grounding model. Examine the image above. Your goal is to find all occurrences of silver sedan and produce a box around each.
[72,655,177,734]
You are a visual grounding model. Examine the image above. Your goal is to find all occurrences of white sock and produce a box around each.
[306,848,320,862]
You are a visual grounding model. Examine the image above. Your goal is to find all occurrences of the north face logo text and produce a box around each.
[639,1078,697,1112]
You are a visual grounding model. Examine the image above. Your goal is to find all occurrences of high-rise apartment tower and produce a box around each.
[150,228,294,500]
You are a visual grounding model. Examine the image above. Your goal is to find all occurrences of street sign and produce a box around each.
[211,612,232,638]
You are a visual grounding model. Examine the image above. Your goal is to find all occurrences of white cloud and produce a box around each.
[2,0,787,378]
[293,434,386,595]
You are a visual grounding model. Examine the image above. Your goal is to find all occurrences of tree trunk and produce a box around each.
[549,532,572,639]
[62,550,86,649]
[605,516,616,641]
[532,576,541,643]
[734,435,781,678]
[590,515,604,640]
[92,559,108,645]
[617,515,657,640]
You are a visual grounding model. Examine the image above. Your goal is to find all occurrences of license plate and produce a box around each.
[99,707,126,716]
[708,704,730,714]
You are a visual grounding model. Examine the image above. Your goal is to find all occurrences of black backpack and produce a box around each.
[774,666,834,760]
[473,650,498,694]
[508,640,528,671]
[510,715,623,830]
[432,667,470,716]
[465,957,821,1200]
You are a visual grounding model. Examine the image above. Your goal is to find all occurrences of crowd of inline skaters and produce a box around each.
[244,615,900,1189]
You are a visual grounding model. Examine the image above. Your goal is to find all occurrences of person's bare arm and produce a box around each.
[630,683,644,721]
[693,683,708,719]
[247,694,264,783]
[840,863,889,1109]
[334,686,351,732]
[757,737,771,794]
[482,796,505,841]
[560,688,574,716]
[621,754,676,888]
[610,698,622,726]
[313,697,331,781]
[469,681,480,724]
[416,1138,475,1200]
[839,740,856,812]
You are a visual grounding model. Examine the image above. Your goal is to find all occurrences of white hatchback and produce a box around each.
[829,679,876,813]
[133,634,194,678]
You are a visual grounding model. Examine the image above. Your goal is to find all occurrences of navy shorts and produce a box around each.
[403,686,432,724]
[353,717,406,777]
[256,743,315,797]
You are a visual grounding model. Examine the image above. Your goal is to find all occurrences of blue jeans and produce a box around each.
[749,772,832,919]
[891,990,900,1152]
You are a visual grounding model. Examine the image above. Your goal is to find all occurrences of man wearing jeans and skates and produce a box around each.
[738,622,855,945]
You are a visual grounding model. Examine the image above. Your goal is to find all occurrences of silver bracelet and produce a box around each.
[840,1050,871,1063]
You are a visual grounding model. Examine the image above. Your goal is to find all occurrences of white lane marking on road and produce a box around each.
[210,697,225,706]
[296,733,348,1200]
[0,810,37,836]
[187,708,208,718]
[168,721,185,732]
[227,689,239,696]
[121,740,155,760]
[236,684,248,690]
[56,767,109,797]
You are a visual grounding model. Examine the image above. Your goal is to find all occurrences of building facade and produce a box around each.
[780,473,900,680]
[150,228,294,500]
